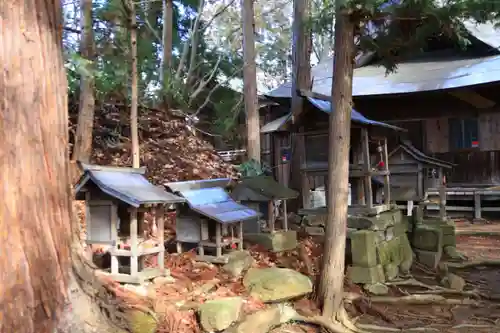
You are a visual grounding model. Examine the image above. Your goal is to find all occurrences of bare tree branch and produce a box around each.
[201,0,237,33]
[186,0,206,84]
[189,55,222,103]
[193,66,243,116]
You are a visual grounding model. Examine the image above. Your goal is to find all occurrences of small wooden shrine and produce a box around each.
[230,175,299,233]
[75,163,185,284]
[164,179,260,264]
[388,140,454,220]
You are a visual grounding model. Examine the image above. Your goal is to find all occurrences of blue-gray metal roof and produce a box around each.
[164,178,231,193]
[75,163,185,207]
[265,22,500,99]
[176,187,260,224]
[307,97,405,131]
[260,114,291,133]
[260,98,405,133]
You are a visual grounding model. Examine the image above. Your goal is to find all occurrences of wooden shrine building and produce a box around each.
[164,179,260,264]
[260,94,405,215]
[230,175,299,233]
[75,163,185,284]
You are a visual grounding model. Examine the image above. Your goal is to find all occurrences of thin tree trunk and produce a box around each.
[0,1,72,332]
[318,7,356,320]
[129,0,140,168]
[241,0,260,163]
[72,0,96,164]
[159,0,173,86]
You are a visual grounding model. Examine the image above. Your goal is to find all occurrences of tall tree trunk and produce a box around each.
[129,0,140,168]
[0,2,72,332]
[1,2,143,333]
[72,0,96,165]
[317,7,356,320]
[159,0,173,86]
[290,0,312,196]
[241,0,260,163]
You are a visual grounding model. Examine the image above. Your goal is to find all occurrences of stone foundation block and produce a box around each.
[415,249,442,269]
[393,221,408,236]
[351,230,378,267]
[304,226,324,236]
[384,263,399,281]
[377,237,402,266]
[245,230,297,252]
[348,265,385,284]
[442,234,456,247]
[399,235,414,274]
[413,225,442,252]
[347,209,402,231]
[303,215,326,226]
[440,221,456,235]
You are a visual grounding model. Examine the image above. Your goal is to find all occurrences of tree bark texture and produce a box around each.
[241,0,261,163]
[72,0,96,164]
[318,9,356,320]
[0,1,72,332]
[160,0,173,85]
[129,0,140,168]
[291,0,312,122]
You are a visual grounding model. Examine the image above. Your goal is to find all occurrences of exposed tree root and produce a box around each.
[283,305,399,333]
[446,260,500,269]
[344,292,480,305]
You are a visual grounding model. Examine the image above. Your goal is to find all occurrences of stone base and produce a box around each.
[348,265,385,284]
[245,230,298,252]
[415,249,442,269]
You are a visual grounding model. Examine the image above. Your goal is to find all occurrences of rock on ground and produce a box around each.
[243,268,312,303]
[198,297,243,332]
[222,251,255,277]
[234,306,282,333]
[364,282,389,295]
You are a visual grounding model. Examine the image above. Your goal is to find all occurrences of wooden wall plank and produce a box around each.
[479,112,500,151]
[425,117,449,153]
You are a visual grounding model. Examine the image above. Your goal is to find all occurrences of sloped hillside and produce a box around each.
[69,104,236,184]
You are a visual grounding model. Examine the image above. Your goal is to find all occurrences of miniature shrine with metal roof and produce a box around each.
[164,178,260,263]
[75,162,185,284]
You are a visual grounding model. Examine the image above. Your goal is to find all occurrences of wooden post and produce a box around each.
[215,223,222,258]
[130,207,139,276]
[238,221,244,250]
[268,200,275,232]
[407,200,414,216]
[383,137,391,204]
[474,191,481,221]
[198,220,209,256]
[110,204,119,274]
[438,168,446,221]
[361,128,373,208]
[283,200,288,231]
[157,205,165,271]
[353,133,365,205]
[297,133,310,208]
[85,191,91,242]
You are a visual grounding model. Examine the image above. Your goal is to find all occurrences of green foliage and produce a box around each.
[63,0,247,142]
[311,0,500,72]
[238,159,272,177]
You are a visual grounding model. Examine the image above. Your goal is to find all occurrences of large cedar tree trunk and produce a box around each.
[72,0,96,164]
[0,2,72,332]
[318,8,356,319]
[241,0,261,162]
[1,2,132,333]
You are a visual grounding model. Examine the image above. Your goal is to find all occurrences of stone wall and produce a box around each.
[295,204,461,283]
[409,205,460,267]
[299,209,414,284]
